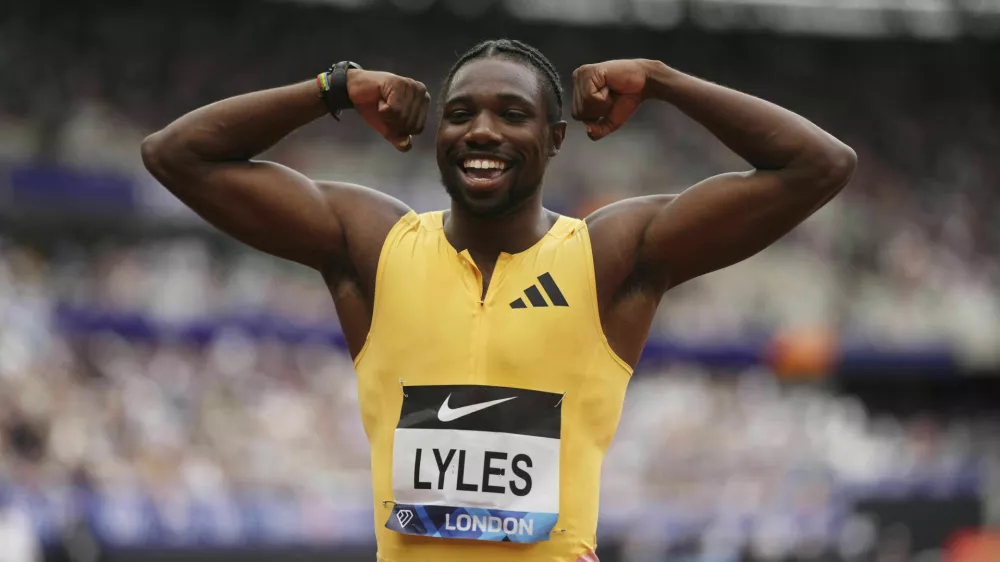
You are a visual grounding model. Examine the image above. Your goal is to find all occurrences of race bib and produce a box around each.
[385,384,562,543]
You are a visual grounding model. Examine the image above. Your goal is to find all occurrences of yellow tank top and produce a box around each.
[354,210,632,562]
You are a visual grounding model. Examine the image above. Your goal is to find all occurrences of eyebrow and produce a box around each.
[444,92,535,107]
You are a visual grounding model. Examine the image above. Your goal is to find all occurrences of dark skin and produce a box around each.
[436,59,566,297]
[142,57,856,368]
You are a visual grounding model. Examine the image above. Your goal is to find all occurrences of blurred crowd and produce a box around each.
[3,0,999,355]
[1,239,996,556]
[2,0,1000,558]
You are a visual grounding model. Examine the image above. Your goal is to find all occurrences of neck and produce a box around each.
[444,198,553,257]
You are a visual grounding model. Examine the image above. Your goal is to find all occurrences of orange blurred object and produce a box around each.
[769,328,837,380]
[946,530,1000,562]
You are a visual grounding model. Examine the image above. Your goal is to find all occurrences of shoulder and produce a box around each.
[318,180,411,239]
[315,180,411,277]
[584,194,676,232]
[584,194,677,292]
[317,180,412,222]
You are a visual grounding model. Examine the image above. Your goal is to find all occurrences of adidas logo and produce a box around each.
[510,273,568,309]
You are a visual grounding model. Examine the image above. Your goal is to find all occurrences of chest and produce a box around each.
[370,245,596,383]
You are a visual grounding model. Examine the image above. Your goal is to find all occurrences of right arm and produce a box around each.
[140,71,430,271]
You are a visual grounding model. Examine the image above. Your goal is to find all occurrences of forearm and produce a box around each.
[641,60,855,176]
[143,79,326,170]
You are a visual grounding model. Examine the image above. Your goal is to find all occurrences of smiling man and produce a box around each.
[141,39,855,562]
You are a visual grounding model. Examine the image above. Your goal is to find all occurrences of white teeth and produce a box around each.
[463,158,506,170]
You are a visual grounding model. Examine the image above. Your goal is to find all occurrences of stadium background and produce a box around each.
[1,0,999,561]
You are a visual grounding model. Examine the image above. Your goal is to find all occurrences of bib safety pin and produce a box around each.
[381,500,397,507]
[399,378,408,398]
[555,392,566,407]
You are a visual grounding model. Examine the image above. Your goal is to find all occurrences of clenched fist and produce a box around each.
[571,59,651,141]
[347,69,431,152]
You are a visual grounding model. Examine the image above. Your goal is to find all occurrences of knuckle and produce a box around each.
[404,78,423,93]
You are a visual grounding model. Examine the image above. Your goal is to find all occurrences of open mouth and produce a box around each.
[459,157,511,189]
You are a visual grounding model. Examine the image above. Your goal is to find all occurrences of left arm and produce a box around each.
[576,59,857,290]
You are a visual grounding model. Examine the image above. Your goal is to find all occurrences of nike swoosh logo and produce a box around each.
[437,394,517,422]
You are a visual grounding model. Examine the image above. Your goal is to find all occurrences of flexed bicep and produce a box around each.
[143,151,405,270]
[141,70,427,272]
[577,59,856,291]
[637,167,848,289]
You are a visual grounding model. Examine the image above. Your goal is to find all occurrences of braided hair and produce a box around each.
[441,39,563,123]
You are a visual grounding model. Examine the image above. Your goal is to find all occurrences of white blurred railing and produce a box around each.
[276,0,1000,37]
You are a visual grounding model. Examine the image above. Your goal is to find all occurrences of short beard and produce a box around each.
[440,173,540,219]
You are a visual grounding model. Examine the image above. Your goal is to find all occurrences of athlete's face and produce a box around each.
[437,58,566,218]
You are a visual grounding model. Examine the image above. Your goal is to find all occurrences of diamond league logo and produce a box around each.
[396,509,414,528]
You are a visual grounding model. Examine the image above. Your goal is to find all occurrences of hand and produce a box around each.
[571,59,650,141]
[347,69,431,152]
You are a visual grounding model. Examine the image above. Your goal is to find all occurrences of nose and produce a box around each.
[463,111,502,148]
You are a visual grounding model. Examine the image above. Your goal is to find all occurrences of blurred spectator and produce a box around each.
[0,232,994,555]
[0,497,40,562]
[0,0,998,558]
[2,1,998,355]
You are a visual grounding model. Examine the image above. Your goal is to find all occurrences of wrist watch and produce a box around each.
[320,61,363,119]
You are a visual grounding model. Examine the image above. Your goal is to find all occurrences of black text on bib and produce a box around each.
[385,385,562,543]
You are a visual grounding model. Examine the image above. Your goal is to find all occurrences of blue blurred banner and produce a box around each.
[3,466,982,549]
[52,304,962,376]
[9,164,136,213]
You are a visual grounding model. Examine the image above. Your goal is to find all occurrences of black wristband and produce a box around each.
[320,61,362,119]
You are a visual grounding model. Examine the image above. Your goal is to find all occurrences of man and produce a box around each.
[142,39,855,562]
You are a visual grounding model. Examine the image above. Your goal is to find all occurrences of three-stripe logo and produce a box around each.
[510,273,568,309]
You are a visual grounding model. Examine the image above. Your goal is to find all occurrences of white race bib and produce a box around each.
[385,385,562,543]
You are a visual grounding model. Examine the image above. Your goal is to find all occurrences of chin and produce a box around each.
[441,168,540,218]
[452,187,513,218]
[445,183,531,219]
[462,197,516,218]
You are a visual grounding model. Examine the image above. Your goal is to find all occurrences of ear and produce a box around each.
[548,120,567,157]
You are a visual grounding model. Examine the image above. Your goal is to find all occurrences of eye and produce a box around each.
[503,109,529,122]
[447,110,473,123]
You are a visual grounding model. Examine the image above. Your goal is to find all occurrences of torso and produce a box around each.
[326,203,665,370]
[348,210,632,561]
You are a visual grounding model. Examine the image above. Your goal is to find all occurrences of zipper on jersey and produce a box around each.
[460,251,511,382]
[457,249,486,379]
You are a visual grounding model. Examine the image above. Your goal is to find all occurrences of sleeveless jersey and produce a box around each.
[353,210,632,562]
